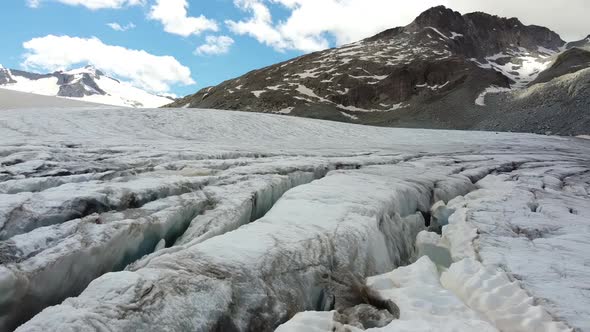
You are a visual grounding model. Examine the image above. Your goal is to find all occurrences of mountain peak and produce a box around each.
[61,65,105,77]
[414,5,461,21]
[409,6,465,32]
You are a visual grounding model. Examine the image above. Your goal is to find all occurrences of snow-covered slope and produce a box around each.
[0,66,174,108]
[1,107,589,331]
[0,88,109,109]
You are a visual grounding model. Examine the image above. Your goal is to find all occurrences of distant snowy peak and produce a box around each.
[60,65,104,77]
[0,66,174,108]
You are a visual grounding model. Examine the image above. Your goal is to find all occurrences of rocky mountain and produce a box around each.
[0,65,174,108]
[168,6,590,135]
[565,35,590,49]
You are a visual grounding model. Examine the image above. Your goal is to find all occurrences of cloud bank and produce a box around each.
[22,35,195,93]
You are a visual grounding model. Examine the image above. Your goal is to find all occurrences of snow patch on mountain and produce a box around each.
[3,75,60,96]
[472,49,552,89]
[475,86,512,106]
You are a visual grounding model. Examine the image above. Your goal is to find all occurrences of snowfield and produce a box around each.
[0,107,589,331]
[0,88,108,109]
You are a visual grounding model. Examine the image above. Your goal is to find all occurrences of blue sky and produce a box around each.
[1,0,589,97]
[0,0,304,96]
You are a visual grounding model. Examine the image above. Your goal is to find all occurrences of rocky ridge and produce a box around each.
[168,6,590,135]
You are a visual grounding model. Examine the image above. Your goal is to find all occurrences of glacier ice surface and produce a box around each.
[0,107,588,331]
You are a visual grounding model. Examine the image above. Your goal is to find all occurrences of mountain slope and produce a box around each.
[0,65,174,108]
[530,47,590,85]
[168,6,589,135]
[475,67,590,135]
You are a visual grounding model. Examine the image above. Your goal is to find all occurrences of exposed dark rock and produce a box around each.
[334,304,396,329]
[475,67,590,135]
[531,47,590,85]
[0,68,16,85]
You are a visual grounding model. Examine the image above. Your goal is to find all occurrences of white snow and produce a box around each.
[450,31,464,39]
[537,46,557,55]
[416,81,449,90]
[85,76,174,108]
[339,111,358,120]
[295,84,316,98]
[278,156,588,332]
[0,67,173,108]
[293,69,321,79]
[381,103,405,111]
[475,85,512,106]
[426,26,449,40]
[2,75,60,96]
[266,85,282,91]
[294,84,331,103]
[485,52,511,61]
[349,74,389,81]
[334,87,349,95]
[251,90,265,98]
[337,102,406,113]
[473,50,553,89]
[337,104,374,112]
[277,107,294,114]
[0,88,107,109]
[0,107,587,331]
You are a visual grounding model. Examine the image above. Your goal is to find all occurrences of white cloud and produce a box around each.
[28,0,144,10]
[226,0,292,50]
[227,0,444,52]
[149,0,218,37]
[22,35,195,93]
[107,22,136,31]
[26,0,40,8]
[228,0,590,52]
[196,36,235,55]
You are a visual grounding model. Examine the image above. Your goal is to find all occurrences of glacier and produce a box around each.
[0,107,588,331]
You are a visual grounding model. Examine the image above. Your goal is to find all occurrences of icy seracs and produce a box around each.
[0,107,588,331]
